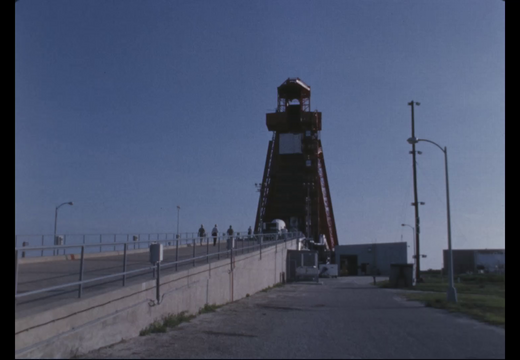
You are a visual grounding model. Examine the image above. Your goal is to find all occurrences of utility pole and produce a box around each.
[408,101,422,282]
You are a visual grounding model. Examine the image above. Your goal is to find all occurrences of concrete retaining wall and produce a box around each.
[15,239,297,359]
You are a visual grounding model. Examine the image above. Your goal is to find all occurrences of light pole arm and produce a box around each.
[417,138,445,154]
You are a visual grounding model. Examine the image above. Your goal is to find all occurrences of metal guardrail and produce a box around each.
[14,231,254,258]
[15,232,303,303]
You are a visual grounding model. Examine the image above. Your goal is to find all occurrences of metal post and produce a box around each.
[123,243,127,287]
[193,239,196,266]
[218,235,220,260]
[177,206,180,240]
[99,234,102,253]
[207,236,209,263]
[78,246,85,298]
[54,207,58,256]
[41,235,44,257]
[230,246,233,271]
[114,234,116,252]
[15,250,19,298]
[63,234,67,255]
[444,147,457,303]
[409,101,422,282]
[175,240,179,271]
[156,262,161,304]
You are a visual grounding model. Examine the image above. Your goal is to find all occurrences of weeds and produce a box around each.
[198,303,220,314]
[261,282,284,292]
[139,311,195,336]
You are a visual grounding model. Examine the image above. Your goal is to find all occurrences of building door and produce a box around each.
[339,255,358,276]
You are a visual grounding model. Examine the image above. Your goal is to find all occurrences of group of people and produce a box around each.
[197,224,253,246]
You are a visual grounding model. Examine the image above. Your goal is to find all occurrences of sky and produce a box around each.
[15,0,505,269]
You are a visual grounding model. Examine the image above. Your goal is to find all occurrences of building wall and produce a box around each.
[443,249,505,274]
[334,242,408,276]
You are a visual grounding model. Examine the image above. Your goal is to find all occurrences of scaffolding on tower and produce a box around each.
[254,78,339,253]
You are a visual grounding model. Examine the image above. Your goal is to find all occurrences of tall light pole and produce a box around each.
[176,206,181,239]
[401,224,416,279]
[54,202,73,255]
[408,101,422,282]
[407,136,457,303]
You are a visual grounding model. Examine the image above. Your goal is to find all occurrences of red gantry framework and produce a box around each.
[255,78,339,250]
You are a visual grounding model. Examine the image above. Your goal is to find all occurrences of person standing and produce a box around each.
[211,224,218,246]
[198,224,206,246]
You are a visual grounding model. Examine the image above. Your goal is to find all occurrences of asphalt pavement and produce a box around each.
[81,276,505,359]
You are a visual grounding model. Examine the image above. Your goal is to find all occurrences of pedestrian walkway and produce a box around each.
[82,276,505,359]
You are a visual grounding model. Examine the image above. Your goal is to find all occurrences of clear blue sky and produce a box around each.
[15,0,504,269]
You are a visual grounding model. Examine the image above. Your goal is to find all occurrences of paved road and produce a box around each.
[82,276,505,359]
[15,238,264,318]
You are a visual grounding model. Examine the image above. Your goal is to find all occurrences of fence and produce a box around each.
[14,231,254,258]
[15,232,303,305]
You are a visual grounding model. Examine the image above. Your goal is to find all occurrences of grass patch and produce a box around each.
[403,292,505,327]
[198,303,220,314]
[375,280,392,288]
[139,311,195,336]
[261,282,285,292]
[376,273,505,327]
[377,273,505,298]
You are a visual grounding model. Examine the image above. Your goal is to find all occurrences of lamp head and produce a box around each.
[68,202,73,206]
[407,137,419,145]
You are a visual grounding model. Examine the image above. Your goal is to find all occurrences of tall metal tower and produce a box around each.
[255,78,338,252]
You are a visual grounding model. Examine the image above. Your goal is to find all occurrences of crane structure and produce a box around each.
[255,78,339,254]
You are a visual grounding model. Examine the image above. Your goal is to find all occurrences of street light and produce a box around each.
[54,201,73,256]
[407,136,457,303]
[176,206,181,239]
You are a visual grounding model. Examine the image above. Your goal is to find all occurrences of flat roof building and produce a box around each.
[443,249,505,275]
[335,242,408,276]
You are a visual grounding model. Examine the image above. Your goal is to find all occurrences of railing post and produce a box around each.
[15,250,19,298]
[114,234,116,252]
[175,240,179,271]
[99,234,102,253]
[156,262,161,304]
[123,243,127,287]
[192,239,196,267]
[41,235,44,257]
[218,236,220,260]
[78,246,85,298]
[207,237,209,263]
